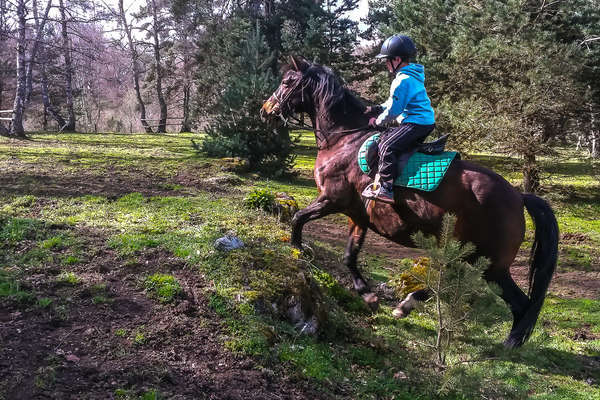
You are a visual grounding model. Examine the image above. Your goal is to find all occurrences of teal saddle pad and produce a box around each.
[357,133,458,192]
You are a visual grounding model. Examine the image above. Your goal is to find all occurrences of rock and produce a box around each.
[273,193,299,223]
[214,235,244,251]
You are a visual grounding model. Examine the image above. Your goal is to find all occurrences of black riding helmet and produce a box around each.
[376,35,417,62]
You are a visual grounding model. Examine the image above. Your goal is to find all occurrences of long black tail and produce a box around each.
[505,194,559,348]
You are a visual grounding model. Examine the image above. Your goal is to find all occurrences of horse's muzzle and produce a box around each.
[260,100,280,122]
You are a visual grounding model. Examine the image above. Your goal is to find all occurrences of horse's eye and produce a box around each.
[282,78,293,87]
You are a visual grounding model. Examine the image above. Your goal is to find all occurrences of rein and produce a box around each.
[280,114,369,150]
[271,76,370,150]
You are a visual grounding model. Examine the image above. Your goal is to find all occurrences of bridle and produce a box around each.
[267,73,370,150]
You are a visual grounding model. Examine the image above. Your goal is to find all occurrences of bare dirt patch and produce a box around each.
[0,231,323,400]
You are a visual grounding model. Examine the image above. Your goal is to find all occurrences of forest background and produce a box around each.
[1,0,599,190]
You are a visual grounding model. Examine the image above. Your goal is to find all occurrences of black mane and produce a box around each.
[304,64,366,117]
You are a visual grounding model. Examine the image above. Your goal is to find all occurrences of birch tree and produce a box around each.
[134,0,171,133]
[10,0,27,137]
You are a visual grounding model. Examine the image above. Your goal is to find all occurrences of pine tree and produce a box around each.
[279,0,359,81]
[410,214,496,366]
[367,0,592,191]
[200,20,296,176]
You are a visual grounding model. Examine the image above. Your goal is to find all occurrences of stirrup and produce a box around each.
[362,174,382,199]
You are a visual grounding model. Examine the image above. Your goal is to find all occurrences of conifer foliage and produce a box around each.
[200,20,296,176]
[410,214,497,366]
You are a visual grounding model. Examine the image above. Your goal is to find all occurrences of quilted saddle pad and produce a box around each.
[357,133,458,192]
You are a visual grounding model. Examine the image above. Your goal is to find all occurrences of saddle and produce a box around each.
[360,134,451,179]
[358,133,460,192]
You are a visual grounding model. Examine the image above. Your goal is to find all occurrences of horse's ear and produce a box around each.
[289,55,309,72]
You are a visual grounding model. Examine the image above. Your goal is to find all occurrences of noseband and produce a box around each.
[271,75,309,119]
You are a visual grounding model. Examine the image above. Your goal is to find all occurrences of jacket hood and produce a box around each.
[398,63,425,82]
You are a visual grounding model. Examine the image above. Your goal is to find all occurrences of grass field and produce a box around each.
[0,132,598,399]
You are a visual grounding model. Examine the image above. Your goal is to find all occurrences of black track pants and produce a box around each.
[378,123,435,186]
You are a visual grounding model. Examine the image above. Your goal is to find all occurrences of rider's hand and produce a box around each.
[368,117,379,129]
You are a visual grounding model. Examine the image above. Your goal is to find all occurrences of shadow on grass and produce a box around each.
[0,170,183,199]
[459,331,600,382]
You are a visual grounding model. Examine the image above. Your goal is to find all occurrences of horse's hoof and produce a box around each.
[392,307,407,319]
[361,292,379,312]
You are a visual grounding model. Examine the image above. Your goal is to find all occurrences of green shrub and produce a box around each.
[244,189,276,212]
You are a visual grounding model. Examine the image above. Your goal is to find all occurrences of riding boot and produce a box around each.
[373,181,395,203]
[362,177,395,204]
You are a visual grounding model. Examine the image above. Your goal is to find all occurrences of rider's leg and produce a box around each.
[377,123,435,193]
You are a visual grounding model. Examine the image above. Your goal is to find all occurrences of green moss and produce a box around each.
[144,273,182,303]
[279,340,345,382]
[312,269,369,313]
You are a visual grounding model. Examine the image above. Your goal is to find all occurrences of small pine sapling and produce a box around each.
[410,213,497,366]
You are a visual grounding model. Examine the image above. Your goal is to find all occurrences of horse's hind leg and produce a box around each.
[393,289,430,318]
[343,222,378,308]
[492,273,531,344]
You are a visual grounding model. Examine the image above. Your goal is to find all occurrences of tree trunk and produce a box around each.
[26,0,53,104]
[119,0,153,134]
[59,0,76,132]
[180,83,191,133]
[150,0,167,133]
[180,39,192,133]
[0,57,4,135]
[42,105,48,131]
[40,54,67,130]
[522,153,540,194]
[590,103,599,158]
[10,0,27,138]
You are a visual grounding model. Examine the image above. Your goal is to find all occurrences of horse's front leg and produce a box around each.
[344,222,379,309]
[291,195,337,250]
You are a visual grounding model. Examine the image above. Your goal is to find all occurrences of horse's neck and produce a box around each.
[313,104,369,150]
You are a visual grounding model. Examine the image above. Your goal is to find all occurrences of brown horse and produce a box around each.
[260,56,558,348]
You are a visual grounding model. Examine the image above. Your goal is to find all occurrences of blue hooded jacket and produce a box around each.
[375,64,435,126]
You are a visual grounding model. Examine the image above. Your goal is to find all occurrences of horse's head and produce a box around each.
[260,56,313,124]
